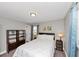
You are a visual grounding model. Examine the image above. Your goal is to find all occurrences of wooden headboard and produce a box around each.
[39,33,55,40]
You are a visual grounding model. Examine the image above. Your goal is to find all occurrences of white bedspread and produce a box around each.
[13,35,55,57]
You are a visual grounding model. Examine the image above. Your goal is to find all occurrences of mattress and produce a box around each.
[13,35,55,57]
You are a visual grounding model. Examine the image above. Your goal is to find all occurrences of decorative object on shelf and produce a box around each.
[58,32,64,40]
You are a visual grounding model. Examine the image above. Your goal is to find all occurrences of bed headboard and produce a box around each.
[39,33,55,40]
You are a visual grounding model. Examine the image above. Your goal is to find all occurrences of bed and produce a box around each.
[13,33,55,57]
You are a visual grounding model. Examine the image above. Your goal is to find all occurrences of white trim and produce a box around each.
[0,51,6,55]
[63,48,68,57]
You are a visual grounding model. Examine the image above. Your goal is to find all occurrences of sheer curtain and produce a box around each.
[77,2,79,57]
[68,2,77,57]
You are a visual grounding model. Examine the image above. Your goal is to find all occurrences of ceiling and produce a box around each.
[0,2,72,24]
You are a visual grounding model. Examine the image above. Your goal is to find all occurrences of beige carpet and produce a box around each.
[0,50,15,57]
[54,50,66,57]
[0,49,66,57]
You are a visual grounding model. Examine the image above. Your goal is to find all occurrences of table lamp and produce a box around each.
[58,32,64,40]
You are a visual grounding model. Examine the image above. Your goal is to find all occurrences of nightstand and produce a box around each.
[56,40,63,51]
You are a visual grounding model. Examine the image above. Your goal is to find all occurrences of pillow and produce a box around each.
[37,35,54,40]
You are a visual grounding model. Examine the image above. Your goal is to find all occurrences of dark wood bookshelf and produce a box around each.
[7,30,26,53]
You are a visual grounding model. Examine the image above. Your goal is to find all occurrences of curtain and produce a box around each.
[68,2,77,57]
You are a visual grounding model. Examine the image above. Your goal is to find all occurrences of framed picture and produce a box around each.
[43,26,46,31]
[47,26,52,31]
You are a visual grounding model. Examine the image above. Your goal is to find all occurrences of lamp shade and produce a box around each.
[58,32,64,37]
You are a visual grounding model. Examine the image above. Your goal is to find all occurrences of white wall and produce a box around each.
[64,10,71,56]
[39,20,65,40]
[0,18,29,53]
[26,25,31,41]
[0,24,3,53]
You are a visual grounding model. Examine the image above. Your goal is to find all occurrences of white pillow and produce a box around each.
[37,35,54,40]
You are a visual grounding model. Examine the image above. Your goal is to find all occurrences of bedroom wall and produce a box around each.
[0,18,29,54]
[0,24,3,53]
[26,25,31,41]
[64,10,71,56]
[39,20,65,40]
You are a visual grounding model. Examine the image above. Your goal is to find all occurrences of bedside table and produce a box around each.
[56,40,63,51]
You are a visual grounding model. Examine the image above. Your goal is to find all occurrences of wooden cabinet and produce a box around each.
[7,30,25,53]
[56,40,63,51]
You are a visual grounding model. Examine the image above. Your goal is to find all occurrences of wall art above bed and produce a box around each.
[43,26,52,31]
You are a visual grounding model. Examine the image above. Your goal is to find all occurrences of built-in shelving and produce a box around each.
[7,30,26,53]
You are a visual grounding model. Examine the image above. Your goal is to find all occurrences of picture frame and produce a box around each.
[47,26,52,31]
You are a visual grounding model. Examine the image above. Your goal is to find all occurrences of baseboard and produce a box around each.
[63,48,68,57]
[0,50,6,55]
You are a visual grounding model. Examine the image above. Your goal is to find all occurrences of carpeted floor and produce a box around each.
[0,49,66,57]
[0,50,15,57]
[54,50,66,57]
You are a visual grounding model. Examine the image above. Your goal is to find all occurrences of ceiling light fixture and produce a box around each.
[30,11,37,17]
[30,13,36,17]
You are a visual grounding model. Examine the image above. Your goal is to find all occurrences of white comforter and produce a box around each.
[13,35,55,57]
